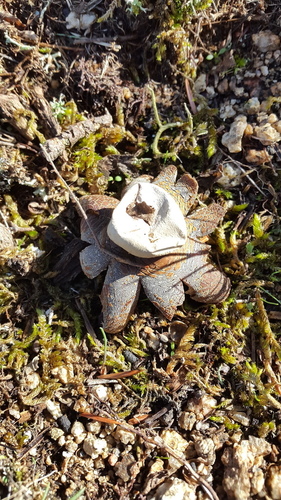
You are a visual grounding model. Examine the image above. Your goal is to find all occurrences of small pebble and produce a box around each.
[71,421,86,444]
[252,30,280,53]
[206,85,216,98]
[266,465,281,499]
[254,123,281,145]
[49,427,65,441]
[46,400,62,420]
[220,104,236,120]
[194,436,216,465]
[57,414,72,434]
[86,421,101,434]
[161,429,189,469]
[58,436,66,446]
[221,115,248,153]
[217,78,229,94]
[244,97,260,115]
[28,447,37,457]
[194,73,207,93]
[108,452,119,466]
[92,385,108,402]
[64,439,78,454]
[150,477,197,500]
[9,408,21,420]
[245,149,272,165]
[178,411,197,431]
[186,394,218,418]
[23,368,41,390]
[113,428,135,445]
[272,120,281,133]
[51,366,73,384]
[260,65,269,76]
[83,435,108,458]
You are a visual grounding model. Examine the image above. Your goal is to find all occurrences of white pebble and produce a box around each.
[254,123,281,145]
[50,428,65,441]
[260,65,269,76]
[219,104,236,120]
[83,435,108,458]
[217,163,243,188]
[51,366,73,384]
[9,409,21,420]
[150,477,196,500]
[64,440,78,454]
[23,368,41,390]
[58,436,66,446]
[221,115,248,153]
[46,400,62,419]
[252,31,280,53]
[113,428,135,445]
[244,97,260,115]
[206,86,216,98]
[71,421,86,444]
[86,421,101,434]
[92,385,108,402]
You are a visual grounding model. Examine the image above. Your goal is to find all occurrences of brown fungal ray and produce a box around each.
[100,261,141,334]
[153,165,198,214]
[185,203,226,237]
[141,254,185,320]
[80,244,110,279]
[80,195,118,245]
[180,244,231,303]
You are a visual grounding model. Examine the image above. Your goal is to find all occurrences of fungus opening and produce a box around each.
[107,181,187,258]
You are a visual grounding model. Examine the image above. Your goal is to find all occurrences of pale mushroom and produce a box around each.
[79,166,230,333]
[107,180,187,258]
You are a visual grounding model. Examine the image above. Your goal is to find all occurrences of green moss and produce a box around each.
[148,86,218,161]
[209,415,240,431]
[257,420,276,438]
[0,280,17,315]
[4,195,33,228]
[171,0,212,19]
[13,108,45,143]
[51,98,84,128]
[6,312,55,371]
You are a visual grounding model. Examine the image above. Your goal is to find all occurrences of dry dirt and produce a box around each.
[0,1,281,499]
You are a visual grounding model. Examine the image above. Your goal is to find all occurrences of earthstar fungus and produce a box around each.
[79,166,230,333]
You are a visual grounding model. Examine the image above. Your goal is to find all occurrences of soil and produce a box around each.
[0,1,281,499]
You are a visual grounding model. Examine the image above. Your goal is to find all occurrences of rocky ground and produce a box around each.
[0,1,281,499]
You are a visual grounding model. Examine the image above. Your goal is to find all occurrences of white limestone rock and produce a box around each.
[254,123,281,145]
[244,97,260,115]
[83,435,108,458]
[194,73,207,93]
[149,477,196,500]
[252,31,280,53]
[221,115,248,153]
[220,103,236,120]
[217,163,243,188]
